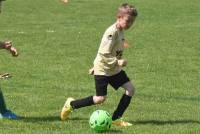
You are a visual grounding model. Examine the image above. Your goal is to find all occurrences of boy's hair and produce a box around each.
[117,3,138,18]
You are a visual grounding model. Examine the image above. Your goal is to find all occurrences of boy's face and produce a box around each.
[118,15,135,30]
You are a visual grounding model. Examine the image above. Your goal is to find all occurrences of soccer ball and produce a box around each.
[89,110,112,132]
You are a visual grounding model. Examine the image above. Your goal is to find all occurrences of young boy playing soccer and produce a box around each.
[61,3,137,126]
[0,0,19,119]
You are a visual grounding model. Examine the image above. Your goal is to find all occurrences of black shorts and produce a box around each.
[94,70,130,96]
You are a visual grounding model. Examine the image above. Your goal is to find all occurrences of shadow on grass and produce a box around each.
[131,120,200,125]
[19,116,89,123]
[18,116,122,132]
[19,116,60,122]
[105,129,122,133]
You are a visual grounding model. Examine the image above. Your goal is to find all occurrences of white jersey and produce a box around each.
[93,23,125,76]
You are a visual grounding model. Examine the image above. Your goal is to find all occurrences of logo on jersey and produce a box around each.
[108,35,113,40]
[116,50,123,59]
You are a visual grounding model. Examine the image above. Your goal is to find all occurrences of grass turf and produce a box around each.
[0,0,199,133]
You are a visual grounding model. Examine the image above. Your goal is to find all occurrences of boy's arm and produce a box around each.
[99,53,118,66]
[0,41,18,56]
[0,41,10,49]
[88,67,94,75]
[100,54,127,67]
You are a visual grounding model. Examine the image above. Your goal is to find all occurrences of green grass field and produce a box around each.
[0,0,199,133]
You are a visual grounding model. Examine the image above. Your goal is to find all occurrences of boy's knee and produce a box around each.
[126,87,135,97]
[122,81,136,97]
[93,96,106,104]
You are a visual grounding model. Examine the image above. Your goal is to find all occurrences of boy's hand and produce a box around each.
[123,40,129,49]
[88,67,94,75]
[9,46,18,57]
[3,41,18,57]
[117,59,128,67]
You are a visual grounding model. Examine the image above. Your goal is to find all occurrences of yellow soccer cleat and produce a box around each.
[60,97,74,121]
[112,118,133,127]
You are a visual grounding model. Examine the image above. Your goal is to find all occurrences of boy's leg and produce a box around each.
[0,87,7,114]
[0,87,18,119]
[70,96,94,109]
[108,70,134,121]
[71,95,107,109]
[61,75,108,120]
[61,96,107,120]
[112,81,135,120]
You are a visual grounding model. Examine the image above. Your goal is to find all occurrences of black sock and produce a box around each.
[0,88,7,114]
[70,96,94,109]
[112,94,132,121]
